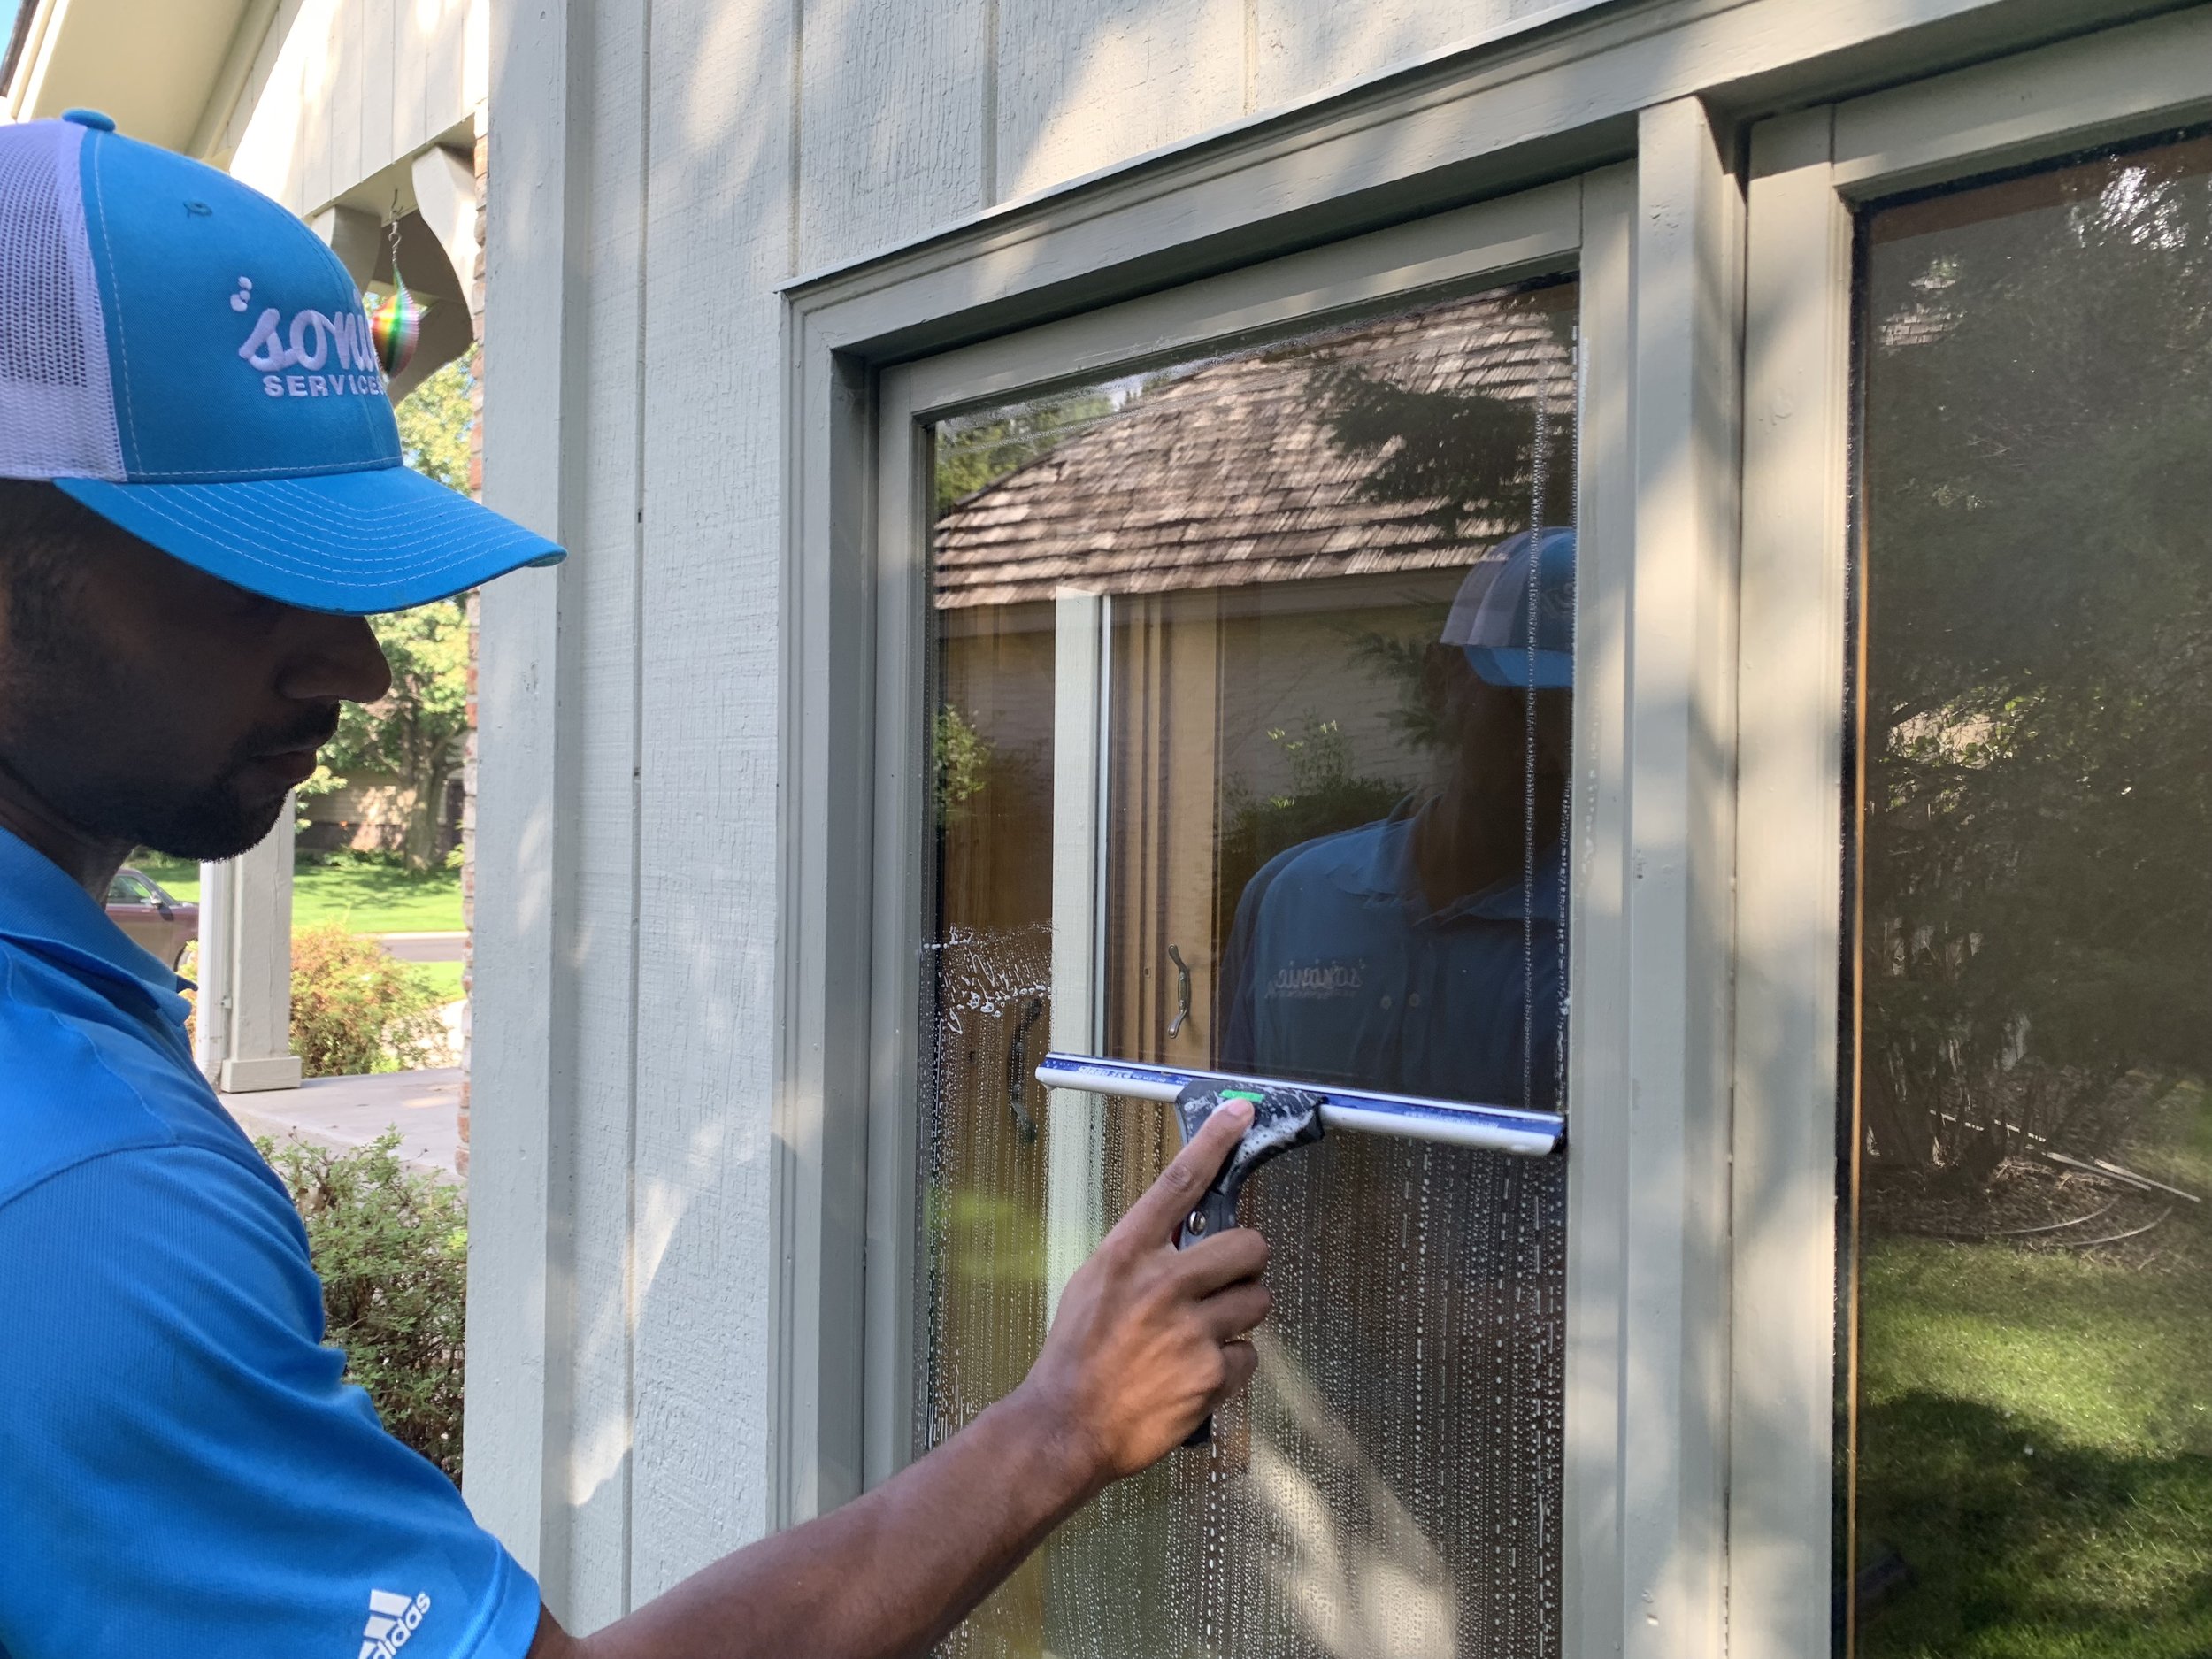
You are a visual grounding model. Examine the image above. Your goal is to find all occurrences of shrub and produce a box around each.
[259,1132,468,1482]
[290,922,446,1078]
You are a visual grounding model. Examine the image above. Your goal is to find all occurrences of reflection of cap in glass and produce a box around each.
[0,112,563,616]
[1440,527,1575,690]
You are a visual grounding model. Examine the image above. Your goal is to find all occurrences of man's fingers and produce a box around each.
[1171,1225,1269,1296]
[1216,1339,1259,1403]
[1196,1279,1272,1342]
[1117,1102,1253,1243]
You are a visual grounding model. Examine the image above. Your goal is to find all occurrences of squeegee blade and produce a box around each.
[1034,1052,1563,1157]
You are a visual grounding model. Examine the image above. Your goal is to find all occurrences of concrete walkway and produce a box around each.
[222,1067,464,1182]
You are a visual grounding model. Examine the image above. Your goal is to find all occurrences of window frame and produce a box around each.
[867,175,1627,1643]
[1732,11,2212,1655]
[781,77,1749,1659]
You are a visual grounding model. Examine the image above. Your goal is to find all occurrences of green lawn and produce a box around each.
[412,961,465,1002]
[134,851,464,935]
[1856,1083,2212,1658]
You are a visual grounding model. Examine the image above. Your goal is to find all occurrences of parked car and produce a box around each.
[106,866,199,971]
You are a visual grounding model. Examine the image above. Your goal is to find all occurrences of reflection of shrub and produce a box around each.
[290,923,446,1078]
[260,1132,467,1482]
[1217,718,1403,940]
[934,705,995,824]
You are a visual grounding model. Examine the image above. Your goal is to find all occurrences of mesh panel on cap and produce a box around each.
[0,121,125,481]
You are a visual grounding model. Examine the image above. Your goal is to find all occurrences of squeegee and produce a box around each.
[1033,1051,1564,1157]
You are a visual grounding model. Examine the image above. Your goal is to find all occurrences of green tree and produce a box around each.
[321,599,471,872]
[1859,145,2212,1173]
[393,346,476,492]
[301,343,478,867]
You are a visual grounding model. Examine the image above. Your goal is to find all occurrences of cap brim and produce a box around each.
[56,464,564,615]
[1464,644,1572,690]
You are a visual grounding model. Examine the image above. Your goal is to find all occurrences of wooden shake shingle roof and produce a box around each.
[932,286,1575,610]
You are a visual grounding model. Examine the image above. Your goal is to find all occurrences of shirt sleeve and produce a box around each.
[0,1142,542,1659]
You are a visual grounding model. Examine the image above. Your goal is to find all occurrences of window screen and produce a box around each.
[1844,135,2212,1654]
[918,279,1578,1658]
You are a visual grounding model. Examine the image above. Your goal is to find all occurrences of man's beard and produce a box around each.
[85,702,338,860]
[0,639,337,861]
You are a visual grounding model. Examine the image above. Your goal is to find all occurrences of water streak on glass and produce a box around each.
[1847,135,2212,1654]
[918,281,1578,1657]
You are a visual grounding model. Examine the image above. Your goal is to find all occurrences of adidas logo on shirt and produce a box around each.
[359,1588,432,1659]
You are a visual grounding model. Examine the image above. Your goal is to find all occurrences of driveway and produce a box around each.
[222,1067,464,1182]
[374,930,467,964]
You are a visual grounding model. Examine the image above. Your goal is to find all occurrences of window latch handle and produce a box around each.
[1166,944,1192,1038]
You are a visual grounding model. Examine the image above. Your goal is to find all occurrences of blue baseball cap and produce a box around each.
[1441,526,1575,690]
[0,111,562,614]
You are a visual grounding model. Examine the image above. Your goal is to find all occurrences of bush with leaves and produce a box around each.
[290,922,447,1078]
[259,1132,467,1482]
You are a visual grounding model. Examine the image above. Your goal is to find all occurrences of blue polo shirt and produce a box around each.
[1217,803,1565,1110]
[0,827,541,1659]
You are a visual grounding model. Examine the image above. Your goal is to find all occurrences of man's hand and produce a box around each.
[540,1098,1273,1659]
[1017,1097,1271,1486]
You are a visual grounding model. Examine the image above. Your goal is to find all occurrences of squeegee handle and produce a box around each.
[1174,1185,1240,1447]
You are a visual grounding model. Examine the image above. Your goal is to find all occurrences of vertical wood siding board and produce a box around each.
[1620,95,1741,1656]
[795,0,992,273]
[995,0,1245,200]
[557,0,657,1624]
[303,0,333,214]
[337,0,363,212]
[1564,158,1632,1659]
[1249,0,1520,115]
[627,0,796,1592]
[362,0,396,189]
[392,0,418,157]
[433,0,472,149]
[1731,104,1847,1659]
[468,0,593,1602]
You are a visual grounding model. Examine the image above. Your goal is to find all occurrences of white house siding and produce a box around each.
[218,0,487,213]
[471,0,1572,1630]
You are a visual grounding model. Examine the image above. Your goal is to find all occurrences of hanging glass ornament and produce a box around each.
[370,275,423,377]
[368,211,425,378]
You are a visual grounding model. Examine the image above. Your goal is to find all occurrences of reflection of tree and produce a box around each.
[1215,718,1403,955]
[1862,143,2212,1176]
[1309,284,1575,540]
[933,392,1114,514]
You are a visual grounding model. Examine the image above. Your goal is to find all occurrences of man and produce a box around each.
[1218,526,1573,1111]
[0,113,1271,1658]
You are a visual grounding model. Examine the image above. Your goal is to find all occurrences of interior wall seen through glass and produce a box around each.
[1847,134,2212,1655]
[919,279,1578,1659]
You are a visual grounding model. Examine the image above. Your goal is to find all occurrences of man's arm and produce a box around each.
[532,1100,1267,1659]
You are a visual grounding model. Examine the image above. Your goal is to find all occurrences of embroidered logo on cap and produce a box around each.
[234,276,387,400]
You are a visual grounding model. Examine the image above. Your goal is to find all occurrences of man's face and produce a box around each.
[0,503,391,861]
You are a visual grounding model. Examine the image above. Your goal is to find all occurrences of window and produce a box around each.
[1842,134,2212,1654]
[107,871,155,907]
[916,279,1578,1656]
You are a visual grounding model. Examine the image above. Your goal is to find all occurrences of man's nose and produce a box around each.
[275,612,393,706]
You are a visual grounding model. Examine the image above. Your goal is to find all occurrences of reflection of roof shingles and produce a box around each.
[932,288,1574,609]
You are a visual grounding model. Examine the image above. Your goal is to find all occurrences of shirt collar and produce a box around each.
[0,824,191,1025]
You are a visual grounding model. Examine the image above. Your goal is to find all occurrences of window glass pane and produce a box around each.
[1847,135,2212,1654]
[920,280,1577,1658]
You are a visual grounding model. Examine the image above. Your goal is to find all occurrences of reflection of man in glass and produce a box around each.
[1218,528,1572,1110]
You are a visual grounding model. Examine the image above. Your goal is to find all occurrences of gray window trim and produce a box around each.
[761,6,2212,1656]
[868,173,1623,1623]
[1733,11,2212,1655]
